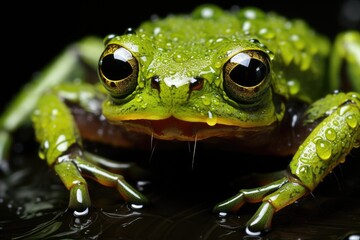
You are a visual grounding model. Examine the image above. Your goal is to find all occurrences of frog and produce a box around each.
[0,4,359,235]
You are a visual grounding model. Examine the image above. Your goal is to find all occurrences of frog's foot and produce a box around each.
[213,177,308,234]
[54,152,149,213]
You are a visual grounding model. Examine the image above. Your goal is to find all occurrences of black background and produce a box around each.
[2,0,359,111]
[1,1,360,239]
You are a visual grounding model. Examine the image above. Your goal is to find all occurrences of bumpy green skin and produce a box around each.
[102,5,330,126]
[0,4,359,234]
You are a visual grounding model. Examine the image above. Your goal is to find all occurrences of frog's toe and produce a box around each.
[116,178,149,205]
[68,182,91,214]
[245,202,274,235]
[74,157,150,205]
[213,192,245,213]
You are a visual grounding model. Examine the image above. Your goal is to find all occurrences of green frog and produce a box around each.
[0,4,359,235]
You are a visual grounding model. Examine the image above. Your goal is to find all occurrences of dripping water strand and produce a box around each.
[191,134,198,170]
[149,132,158,164]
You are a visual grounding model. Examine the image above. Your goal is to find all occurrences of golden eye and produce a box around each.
[98,44,138,98]
[223,50,270,104]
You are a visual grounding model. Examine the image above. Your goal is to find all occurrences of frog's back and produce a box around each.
[137,4,331,102]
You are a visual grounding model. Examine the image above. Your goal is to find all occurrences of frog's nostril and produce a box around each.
[151,75,161,92]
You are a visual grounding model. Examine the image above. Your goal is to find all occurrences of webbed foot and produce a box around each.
[213,177,307,234]
[54,153,149,212]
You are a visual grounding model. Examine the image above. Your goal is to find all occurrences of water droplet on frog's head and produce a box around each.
[243,9,257,19]
[249,38,260,44]
[192,4,222,20]
[173,53,184,63]
[316,139,332,161]
[265,49,275,59]
[153,27,161,36]
[200,7,215,18]
[287,80,300,95]
[201,96,211,106]
[124,27,136,35]
[258,28,275,39]
[51,109,58,116]
[103,34,117,45]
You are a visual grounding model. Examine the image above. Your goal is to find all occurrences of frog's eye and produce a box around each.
[98,44,138,98]
[223,50,270,104]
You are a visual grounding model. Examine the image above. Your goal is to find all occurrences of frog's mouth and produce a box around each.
[118,117,256,141]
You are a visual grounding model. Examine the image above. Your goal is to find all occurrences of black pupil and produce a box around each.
[230,56,267,87]
[101,54,132,80]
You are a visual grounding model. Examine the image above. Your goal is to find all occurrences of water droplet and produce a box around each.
[173,53,184,63]
[316,139,332,160]
[215,37,224,43]
[206,111,217,126]
[296,164,310,175]
[325,128,337,141]
[136,96,143,102]
[279,42,294,65]
[38,140,49,160]
[214,61,222,69]
[56,135,68,152]
[243,9,258,19]
[346,114,358,129]
[153,27,161,36]
[201,96,211,106]
[212,98,220,105]
[258,28,275,39]
[51,109,59,116]
[300,52,311,71]
[265,49,275,59]
[242,21,251,32]
[287,80,300,95]
[290,34,306,50]
[339,105,351,116]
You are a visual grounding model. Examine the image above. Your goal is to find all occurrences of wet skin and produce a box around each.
[0,4,359,235]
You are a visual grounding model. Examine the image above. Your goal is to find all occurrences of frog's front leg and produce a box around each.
[0,37,103,171]
[214,92,360,234]
[33,89,149,213]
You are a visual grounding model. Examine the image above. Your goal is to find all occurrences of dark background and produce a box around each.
[1,1,360,239]
[2,0,360,111]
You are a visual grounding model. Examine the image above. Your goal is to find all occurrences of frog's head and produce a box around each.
[98,5,284,141]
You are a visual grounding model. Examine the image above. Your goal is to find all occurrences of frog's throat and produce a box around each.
[109,117,275,141]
